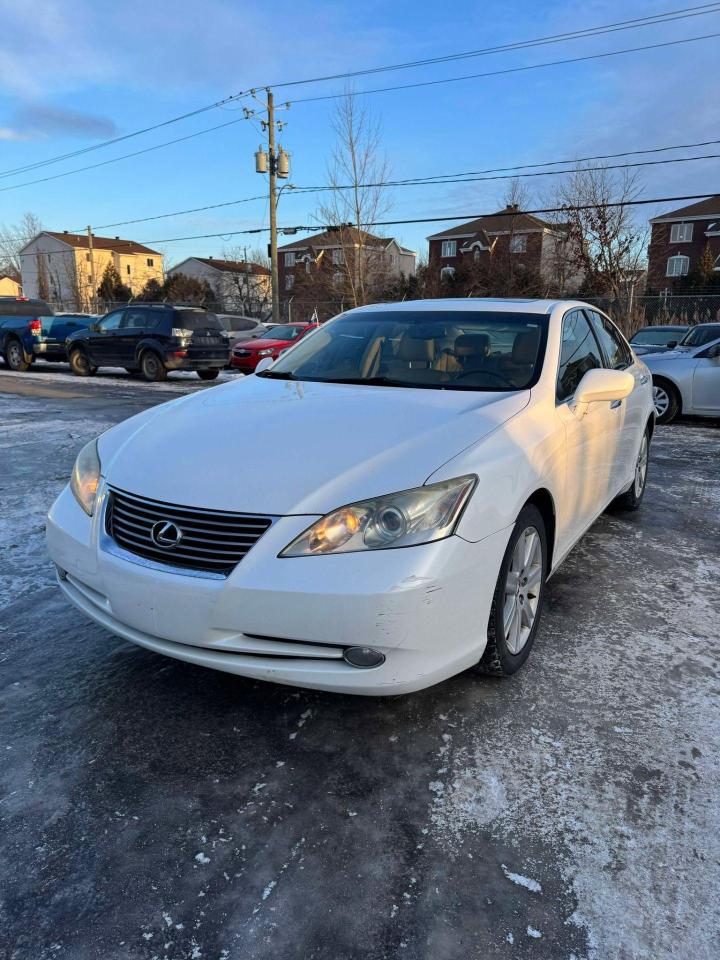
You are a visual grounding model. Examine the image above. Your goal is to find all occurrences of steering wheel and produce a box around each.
[453,368,515,387]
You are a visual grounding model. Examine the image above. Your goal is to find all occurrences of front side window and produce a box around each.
[97,310,125,332]
[587,311,632,369]
[670,223,693,243]
[259,310,548,392]
[679,324,720,347]
[441,240,457,258]
[557,310,603,402]
[510,234,527,254]
[666,255,689,277]
[284,252,296,267]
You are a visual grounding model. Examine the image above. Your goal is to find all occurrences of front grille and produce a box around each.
[234,349,251,357]
[106,487,273,576]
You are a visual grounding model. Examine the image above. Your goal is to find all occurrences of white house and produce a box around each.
[167,257,272,316]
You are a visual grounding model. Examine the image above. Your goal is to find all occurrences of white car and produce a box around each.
[47,299,654,696]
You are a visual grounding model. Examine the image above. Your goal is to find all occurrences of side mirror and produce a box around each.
[255,356,274,374]
[89,322,99,332]
[572,368,634,419]
[666,340,677,349]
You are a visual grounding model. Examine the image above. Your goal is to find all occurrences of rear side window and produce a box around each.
[0,298,54,317]
[174,310,222,331]
[587,311,633,369]
[557,310,603,402]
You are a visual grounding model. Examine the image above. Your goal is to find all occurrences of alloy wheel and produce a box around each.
[652,385,669,418]
[634,433,649,497]
[7,341,23,369]
[503,526,543,655]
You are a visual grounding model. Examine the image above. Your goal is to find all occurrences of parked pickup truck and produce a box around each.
[0,297,93,372]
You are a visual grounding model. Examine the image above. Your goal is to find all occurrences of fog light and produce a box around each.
[343,646,385,669]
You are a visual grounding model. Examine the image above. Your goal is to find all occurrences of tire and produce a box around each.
[197,368,220,381]
[69,348,97,377]
[652,378,680,424]
[140,350,167,382]
[4,338,31,372]
[613,427,650,512]
[477,504,547,677]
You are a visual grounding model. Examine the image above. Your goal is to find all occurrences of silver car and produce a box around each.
[642,322,720,423]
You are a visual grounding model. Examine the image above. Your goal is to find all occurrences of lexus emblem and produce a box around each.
[150,520,183,549]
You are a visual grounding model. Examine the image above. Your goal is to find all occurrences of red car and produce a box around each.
[230,322,317,372]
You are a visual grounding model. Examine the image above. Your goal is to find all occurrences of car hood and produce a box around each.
[235,338,290,351]
[99,376,528,515]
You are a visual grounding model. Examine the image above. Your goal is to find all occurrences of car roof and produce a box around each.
[343,298,588,316]
[634,324,688,331]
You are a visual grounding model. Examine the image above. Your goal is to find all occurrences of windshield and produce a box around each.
[174,310,222,331]
[631,326,687,345]
[258,309,548,391]
[258,324,306,340]
[678,324,720,347]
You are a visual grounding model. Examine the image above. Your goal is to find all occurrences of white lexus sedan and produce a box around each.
[47,299,654,695]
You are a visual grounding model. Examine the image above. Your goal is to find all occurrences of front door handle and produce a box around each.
[639,374,649,385]
[610,399,622,409]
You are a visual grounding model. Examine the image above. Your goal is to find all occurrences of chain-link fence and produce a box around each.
[582,294,720,337]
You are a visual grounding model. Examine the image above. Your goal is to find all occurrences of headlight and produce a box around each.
[280,475,476,557]
[258,349,274,356]
[70,439,101,516]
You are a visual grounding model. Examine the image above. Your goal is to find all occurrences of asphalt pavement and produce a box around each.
[1,368,719,960]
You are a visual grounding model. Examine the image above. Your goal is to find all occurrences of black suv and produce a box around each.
[65,305,231,381]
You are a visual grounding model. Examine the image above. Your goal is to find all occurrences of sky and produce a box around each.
[0,0,719,268]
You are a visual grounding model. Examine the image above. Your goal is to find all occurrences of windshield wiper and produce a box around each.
[256,370,298,380]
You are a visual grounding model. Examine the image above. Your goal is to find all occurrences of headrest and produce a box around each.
[512,330,540,364]
[398,337,435,361]
[455,334,490,358]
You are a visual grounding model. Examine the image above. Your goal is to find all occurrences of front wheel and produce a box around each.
[613,427,650,511]
[140,350,167,382]
[477,504,547,677]
[197,368,220,381]
[652,379,679,424]
[4,338,31,372]
[69,349,97,377]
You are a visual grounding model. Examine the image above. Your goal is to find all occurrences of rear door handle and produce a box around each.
[610,399,622,409]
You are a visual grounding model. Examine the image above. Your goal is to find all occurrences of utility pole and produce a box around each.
[86,226,97,314]
[247,89,290,325]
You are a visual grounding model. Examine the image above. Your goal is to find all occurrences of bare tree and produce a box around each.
[317,90,393,308]
[0,212,42,276]
[550,166,647,300]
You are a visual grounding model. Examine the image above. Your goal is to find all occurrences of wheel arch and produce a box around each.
[134,337,166,362]
[521,488,556,574]
[652,373,683,414]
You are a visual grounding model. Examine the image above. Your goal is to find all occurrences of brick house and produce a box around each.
[426,204,575,292]
[278,227,416,313]
[647,196,720,291]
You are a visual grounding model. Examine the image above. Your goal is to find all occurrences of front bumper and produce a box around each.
[46,482,511,695]
[230,354,263,372]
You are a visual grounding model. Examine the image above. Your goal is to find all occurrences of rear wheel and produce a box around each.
[69,348,97,377]
[477,504,547,677]
[4,338,31,372]
[140,350,167,382]
[197,368,220,381]
[652,378,679,424]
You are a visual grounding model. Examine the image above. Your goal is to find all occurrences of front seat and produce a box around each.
[435,333,490,373]
[384,337,435,376]
[501,330,540,385]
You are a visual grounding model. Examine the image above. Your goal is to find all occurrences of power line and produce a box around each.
[13,192,719,258]
[291,32,720,104]
[0,3,717,184]
[3,32,718,199]
[78,144,720,232]
[270,3,720,88]
[0,116,248,196]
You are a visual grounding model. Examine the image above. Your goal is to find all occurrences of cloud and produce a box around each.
[12,104,118,139]
[0,127,30,141]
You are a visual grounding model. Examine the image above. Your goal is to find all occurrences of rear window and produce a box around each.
[174,309,223,331]
[0,298,54,317]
